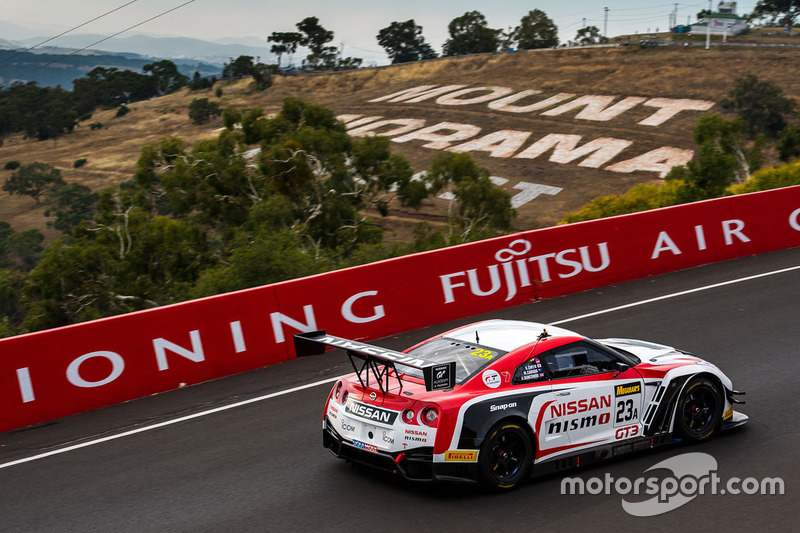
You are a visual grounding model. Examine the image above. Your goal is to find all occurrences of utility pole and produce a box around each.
[582,17,586,29]
[604,7,609,39]
[674,3,679,28]
[706,0,711,49]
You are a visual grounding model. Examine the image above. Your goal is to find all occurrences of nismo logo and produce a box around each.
[345,400,398,425]
[616,382,641,397]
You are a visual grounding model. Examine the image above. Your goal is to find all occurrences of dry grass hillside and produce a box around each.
[3,45,800,240]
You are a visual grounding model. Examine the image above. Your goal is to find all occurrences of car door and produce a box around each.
[540,341,644,449]
[510,355,567,458]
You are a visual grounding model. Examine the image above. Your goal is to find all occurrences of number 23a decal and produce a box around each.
[470,349,494,360]
[615,398,639,425]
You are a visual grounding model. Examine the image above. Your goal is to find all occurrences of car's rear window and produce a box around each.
[399,337,509,383]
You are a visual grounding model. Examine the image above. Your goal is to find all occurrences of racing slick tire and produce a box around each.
[675,377,722,442]
[479,421,532,491]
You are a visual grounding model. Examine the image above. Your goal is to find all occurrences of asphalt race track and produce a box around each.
[1,247,798,532]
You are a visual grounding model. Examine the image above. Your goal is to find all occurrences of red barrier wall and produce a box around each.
[2,186,800,432]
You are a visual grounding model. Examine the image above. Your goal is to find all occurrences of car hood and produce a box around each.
[599,338,704,366]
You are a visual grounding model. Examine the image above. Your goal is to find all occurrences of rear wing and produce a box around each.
[293,330,456,393]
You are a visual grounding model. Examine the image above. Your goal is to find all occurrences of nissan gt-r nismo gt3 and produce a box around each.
[293,320,747,490]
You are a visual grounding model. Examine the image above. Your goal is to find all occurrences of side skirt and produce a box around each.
[531,433,676,478]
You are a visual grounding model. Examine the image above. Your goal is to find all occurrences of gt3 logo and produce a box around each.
[615,425,639,439]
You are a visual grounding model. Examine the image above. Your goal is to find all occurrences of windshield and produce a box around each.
[399,337,509,384]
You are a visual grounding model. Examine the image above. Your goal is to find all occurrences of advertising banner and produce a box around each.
[2,186,799,432]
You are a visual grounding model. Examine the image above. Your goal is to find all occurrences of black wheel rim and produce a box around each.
[488,429,525,481]
[682,385,717,434]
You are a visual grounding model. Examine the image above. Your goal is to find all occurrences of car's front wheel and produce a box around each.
[478,422,532,490]
[675,377,722,441]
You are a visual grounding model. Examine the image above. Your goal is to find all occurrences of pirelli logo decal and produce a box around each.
[615,382,641,397]
[444,450,478,462]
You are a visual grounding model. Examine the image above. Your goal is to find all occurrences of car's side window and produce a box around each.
[540,342,618,378]
[585,343,621,373]
[512,357,547,384]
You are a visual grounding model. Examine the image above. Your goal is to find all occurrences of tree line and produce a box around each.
[273,10,564,67]
[0,98,514,337]
[0,59,192,143]
[0,53,287,144]
[284,3,800,67]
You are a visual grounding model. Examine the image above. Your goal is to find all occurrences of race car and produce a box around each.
[293,319,747,490]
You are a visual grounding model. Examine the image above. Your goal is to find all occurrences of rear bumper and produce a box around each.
[323,418,478,484]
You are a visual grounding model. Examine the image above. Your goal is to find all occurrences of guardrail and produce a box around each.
[2,185,799,432]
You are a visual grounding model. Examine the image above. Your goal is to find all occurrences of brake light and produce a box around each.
[402,408,415,423]
[341,390,349,405]
[334,381,343,400]
[421,406,439,427]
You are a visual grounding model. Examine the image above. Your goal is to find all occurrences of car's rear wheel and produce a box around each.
[676,377,722,441]
[479,422,532,490]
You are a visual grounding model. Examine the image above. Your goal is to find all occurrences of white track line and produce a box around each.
[3,263,799,471]
[550,264,800,326]
[0,377,340,471]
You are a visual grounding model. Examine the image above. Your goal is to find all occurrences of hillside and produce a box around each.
[3,45,800,241]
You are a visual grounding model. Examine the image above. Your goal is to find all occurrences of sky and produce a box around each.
[2,0,759,63]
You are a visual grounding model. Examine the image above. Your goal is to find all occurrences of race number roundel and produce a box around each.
[482,369,501,389]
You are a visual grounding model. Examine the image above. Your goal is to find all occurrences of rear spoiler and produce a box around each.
[293,330,456,393]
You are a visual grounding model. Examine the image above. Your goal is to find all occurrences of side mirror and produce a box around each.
[613,361,630,377]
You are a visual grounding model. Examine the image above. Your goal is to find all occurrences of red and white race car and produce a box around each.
[294,319,747,490]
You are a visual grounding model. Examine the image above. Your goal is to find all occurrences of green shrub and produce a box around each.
[215,86,223,98]
[188,98,222,125]
[3,161,20,171]
[777,124,800,162]
[561,181,686,224]
[73,158,88,168]
[115,105,130,118]
[222,106,242,130]
[89,122,103,130]
[728,160,800,194]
